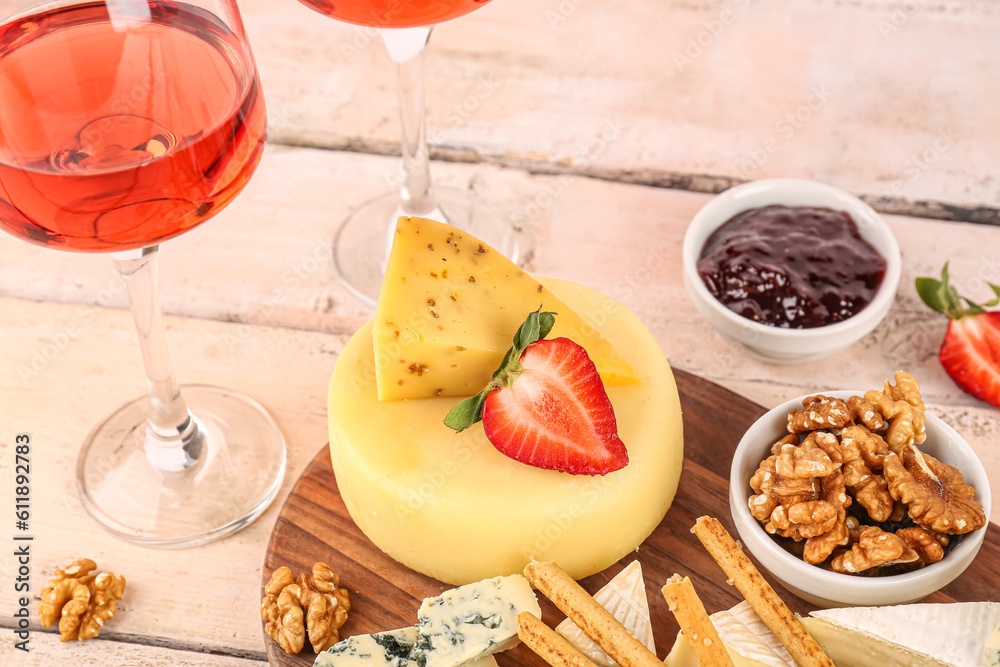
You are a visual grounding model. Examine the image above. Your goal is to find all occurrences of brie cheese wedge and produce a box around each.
[802,602,1000,667]
[663,601,795,667]
[665,601,1000,667]
[555,561,655,666]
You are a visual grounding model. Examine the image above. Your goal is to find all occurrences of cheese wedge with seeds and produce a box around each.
[372,217,638,401]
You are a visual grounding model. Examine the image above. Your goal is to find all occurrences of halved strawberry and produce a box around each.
[445,309,628,475]
[917,262,1000,409]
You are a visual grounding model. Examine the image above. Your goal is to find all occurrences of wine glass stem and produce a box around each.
[381,27,435,216]
[111,245,202,472]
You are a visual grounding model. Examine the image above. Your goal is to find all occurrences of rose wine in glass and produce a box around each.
[296,0,518,308]
[297,0,491,28]
[0,0,285,547]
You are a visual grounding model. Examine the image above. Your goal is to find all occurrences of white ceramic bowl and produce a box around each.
[730,390,991,607]
[682,179,901,362]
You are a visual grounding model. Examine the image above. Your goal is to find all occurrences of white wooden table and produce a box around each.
[2,0,1000,664]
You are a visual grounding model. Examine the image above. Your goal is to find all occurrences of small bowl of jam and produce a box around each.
[682,179,901,362]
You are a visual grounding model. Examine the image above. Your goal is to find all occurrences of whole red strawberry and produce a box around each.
[917,262,1000,409]
[445,309,628,475]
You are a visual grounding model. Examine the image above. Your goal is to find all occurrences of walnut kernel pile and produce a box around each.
[38,559,126,641]
[748,372,986,575]
[261,562,350,654]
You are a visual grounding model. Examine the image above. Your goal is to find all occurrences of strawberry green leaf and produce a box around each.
[511,307,556,351]
[915,276,946,315]
[916,261,975,320]
[445,308,558,432]
[963,298,986,314]
[538,311,556,340]
[443,392,488,432]
[986,282,1000,307]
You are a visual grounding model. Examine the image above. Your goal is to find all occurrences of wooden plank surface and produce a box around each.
[260,369,1000,666]
[242,0,1000,217]
[8,633,266,667]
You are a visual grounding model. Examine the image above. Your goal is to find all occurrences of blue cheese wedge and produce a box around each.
[314,575,538,667]
[554,561,655,667]
[418,575,541,666]
[664,601,795,667]
[802,602,1000,667]
[313,628,498,667]
[314,628,425,667]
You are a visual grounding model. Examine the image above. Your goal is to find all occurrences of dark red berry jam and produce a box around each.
[697,205,886,329]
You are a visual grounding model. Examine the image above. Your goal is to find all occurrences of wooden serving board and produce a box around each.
[262,369,1000,666]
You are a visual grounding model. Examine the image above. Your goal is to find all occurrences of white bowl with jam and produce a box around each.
[682,179,901,362]
[729,390,991,607]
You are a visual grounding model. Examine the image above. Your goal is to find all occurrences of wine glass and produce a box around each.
[296,0,519,308]
[0,0,285,547]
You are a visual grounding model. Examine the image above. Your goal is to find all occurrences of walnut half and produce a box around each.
[830,526,919,574]
[883,445,986,535]
[787,395,852,433]
[864,371,927,452]
[261,563,350,654]
[38,559,126,641]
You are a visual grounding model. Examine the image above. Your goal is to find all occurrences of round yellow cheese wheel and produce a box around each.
[327,279,683,585]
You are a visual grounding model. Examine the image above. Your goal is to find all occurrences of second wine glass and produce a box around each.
[297,0,519,308]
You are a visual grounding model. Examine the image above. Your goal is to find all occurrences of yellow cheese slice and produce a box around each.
[555,561,655,666]
[372,217,638,401]
[329,278,683,585]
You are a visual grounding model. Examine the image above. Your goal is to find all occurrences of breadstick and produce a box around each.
[523,561,661,667]
[691,516,834,667]
[661,575,734,667]
[518,611,600,667]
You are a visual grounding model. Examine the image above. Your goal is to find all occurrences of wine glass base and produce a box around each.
[332,186,520,309]
[77,384,286,548]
